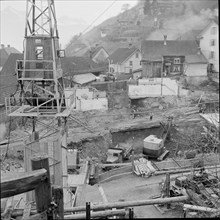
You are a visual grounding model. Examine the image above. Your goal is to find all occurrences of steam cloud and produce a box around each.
[147,7,218,40]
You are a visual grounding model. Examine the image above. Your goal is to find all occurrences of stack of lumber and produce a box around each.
[133,158,156,177]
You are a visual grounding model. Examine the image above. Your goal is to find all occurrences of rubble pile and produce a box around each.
[177,168,220,218]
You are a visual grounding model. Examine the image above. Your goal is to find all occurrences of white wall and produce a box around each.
[64,88,75,108]
[110,50,142,74]
[74,87,108,111]
[75,88,93,99]
[79,98,108,111]
[199,22,219,71]
[128,78,179,99]
[185,63,207,76]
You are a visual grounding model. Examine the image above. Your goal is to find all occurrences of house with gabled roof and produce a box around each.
[197,20,219,73]
[61,56,108,87]
[141,37,208,80]
[73,45,109,64]
[0,53,23,106]
[108,46,142,76]
[0,44,20,71]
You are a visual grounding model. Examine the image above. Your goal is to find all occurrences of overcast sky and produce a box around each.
[0,0,138,50]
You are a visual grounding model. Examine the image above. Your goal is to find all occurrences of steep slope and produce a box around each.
[65,0,218,56]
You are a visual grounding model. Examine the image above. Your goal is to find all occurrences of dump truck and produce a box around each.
[103,144,133,170]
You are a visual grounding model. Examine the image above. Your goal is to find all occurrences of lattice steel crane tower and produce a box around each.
[6,0,74,203]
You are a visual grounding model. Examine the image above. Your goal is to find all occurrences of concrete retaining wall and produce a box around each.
[79,98,108,111]
[98,165,132,183]
[128,78,179,99]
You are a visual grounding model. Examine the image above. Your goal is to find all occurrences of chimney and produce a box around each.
[7,45,10,47]
[164,35,167,45]
[1,44,4,49]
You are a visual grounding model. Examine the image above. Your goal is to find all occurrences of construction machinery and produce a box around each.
[103,143,133,170]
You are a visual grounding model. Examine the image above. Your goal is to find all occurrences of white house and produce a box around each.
[108,46,142,76]
[197,20,219,72]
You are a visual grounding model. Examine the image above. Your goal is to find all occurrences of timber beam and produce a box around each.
[64,195,189,213]
[1,169,47,198]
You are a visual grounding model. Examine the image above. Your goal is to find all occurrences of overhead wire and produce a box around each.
[67,0,118,55]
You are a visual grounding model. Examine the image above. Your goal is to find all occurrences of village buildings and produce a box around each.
[140,37,208,83]
[197,20,219,73]
[73,46,109,64]
[0,44,20,71]
[108,46,142,77]
[0,53,23,107]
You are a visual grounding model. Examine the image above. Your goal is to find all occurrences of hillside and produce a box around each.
[65,0,218,57]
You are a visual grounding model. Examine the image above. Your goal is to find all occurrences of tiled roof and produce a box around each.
[61,56,108,76]
[108,46,138,64]
[141,40,200,61]
[177,29,202,40]
[0,53,23,104]
[197,20,219,38]
[185,54,208,64]
[3,47,21,55]
[102,41,140,55]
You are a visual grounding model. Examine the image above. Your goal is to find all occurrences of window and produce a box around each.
[136,53,139,58]
[35,46,43,60]
[211,27,217,35]
[174,58,180,64]
[173,65,180,72]
[129,69,132,73]
[209,51,215,59]
[129,61,133,66]
[210,39,216,46]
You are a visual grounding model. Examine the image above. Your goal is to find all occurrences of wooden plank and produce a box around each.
[157,150,169,161]
[1,197,14,220]
[22,203,32,220]
[1,169,47,198]
[64,209,127,219]
[183,204,219,213]
[100,162,131,167]
[31,154,52,215]
[28,211,47,220]
[186,189,207,207]
[52,185,64,220]
[64,196,189,213]
[154,204,165,214]
[24,131,40,202]
[53,139,62,186]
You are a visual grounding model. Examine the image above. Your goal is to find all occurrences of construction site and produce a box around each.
[1,0,220,219]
